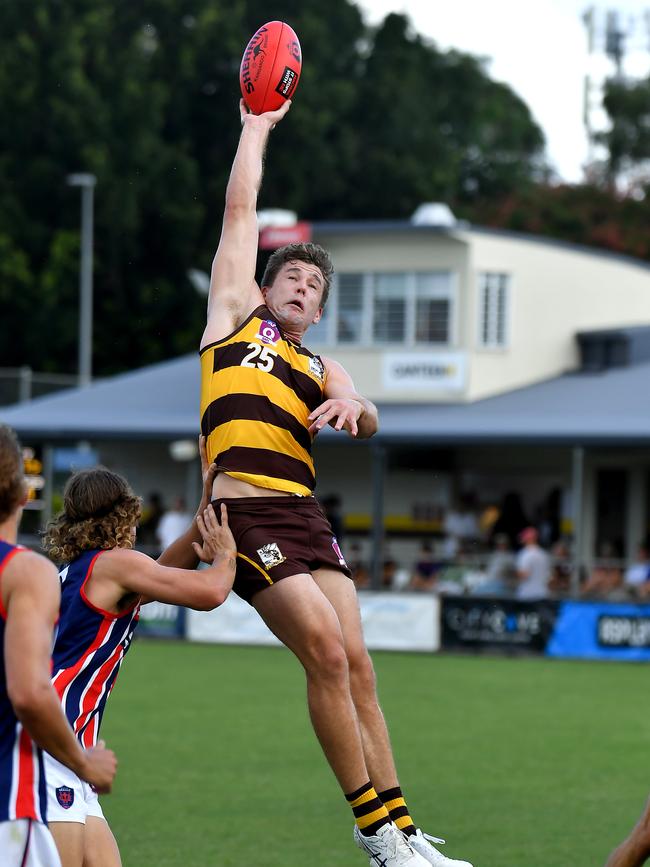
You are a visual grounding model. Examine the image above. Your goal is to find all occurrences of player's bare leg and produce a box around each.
[606,796,650,867]
[314,568,474,867]
[313,568,398,790]
[83,817,122,867]
[253,573,370,792]
[49,822,85,867]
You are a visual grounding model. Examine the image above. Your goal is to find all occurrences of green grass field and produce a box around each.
[100,640,648,866]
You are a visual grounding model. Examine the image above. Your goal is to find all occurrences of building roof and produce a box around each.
[1,353,649,446]
[312,219,650,274]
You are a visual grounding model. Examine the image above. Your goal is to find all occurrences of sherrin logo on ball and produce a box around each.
[239,21,302,115]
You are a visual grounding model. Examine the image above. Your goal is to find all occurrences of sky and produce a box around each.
[357,0,650,182]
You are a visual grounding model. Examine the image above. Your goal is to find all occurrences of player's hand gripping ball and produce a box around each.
[239,21,302,115]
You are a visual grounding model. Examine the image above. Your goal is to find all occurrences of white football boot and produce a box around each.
[406,828,474,867]
[354,822,431,866]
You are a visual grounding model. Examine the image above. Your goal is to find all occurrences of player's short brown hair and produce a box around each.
[0,425,25,522]
[262,242,334,307]
[43,467,142,563]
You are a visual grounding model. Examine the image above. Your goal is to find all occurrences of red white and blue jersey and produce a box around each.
[0,540,48,824]
[52,549,140,748]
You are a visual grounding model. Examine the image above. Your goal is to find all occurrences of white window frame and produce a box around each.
[477,272,510,350]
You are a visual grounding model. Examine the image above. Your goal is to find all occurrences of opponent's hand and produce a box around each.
[194,435,217,520]
[308,398,365,438]
[193,504,237,565]
[239,98,291,129]
[79,740,117,794]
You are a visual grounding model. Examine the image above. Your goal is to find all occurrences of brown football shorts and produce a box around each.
[211,495,352,604]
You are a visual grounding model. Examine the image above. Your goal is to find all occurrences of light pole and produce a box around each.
[67,173,96,387]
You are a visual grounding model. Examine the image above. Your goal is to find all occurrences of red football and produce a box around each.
[239,21,302,115]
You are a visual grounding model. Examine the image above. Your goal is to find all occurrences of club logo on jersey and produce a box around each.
[331,537,347,567]
[258,320,281,345]
[257,542,286,569]
[309,356,325,381]
[56,785,75,809]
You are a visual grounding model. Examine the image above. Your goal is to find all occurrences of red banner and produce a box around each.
[259,221,312,250]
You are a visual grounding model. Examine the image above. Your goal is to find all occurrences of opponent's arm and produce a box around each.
[157,436,217,569]
[93,505,236,610]
[3,552,117,793]
[202,100,291,348]
[308,357,378,439]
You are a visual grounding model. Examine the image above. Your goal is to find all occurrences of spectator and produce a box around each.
[156,496,193,551]
[348,542,370,590]
[623,543,650,598]
[547,538,573,597]
[409,541,442,592]
[471,533,516,597]
[515,526,551,599]
[580,541,623,599]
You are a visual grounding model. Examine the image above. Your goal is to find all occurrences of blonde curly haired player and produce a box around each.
[40,439,236,867]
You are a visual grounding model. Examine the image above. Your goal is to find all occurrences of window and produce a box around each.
[478,272,509,348]
[373,274,406,343]
[307,270,456,347]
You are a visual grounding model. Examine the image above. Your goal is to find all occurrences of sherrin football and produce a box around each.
[239,21,302,115]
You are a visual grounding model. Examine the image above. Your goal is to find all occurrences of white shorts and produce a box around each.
[43,753,105,824]
[0,818,62,867]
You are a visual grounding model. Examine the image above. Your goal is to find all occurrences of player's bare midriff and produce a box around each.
[211,473,293,500]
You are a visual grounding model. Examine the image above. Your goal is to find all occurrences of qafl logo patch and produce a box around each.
[257,542,287,569]
[56,785,75,810]
[309,356,325,381]
[258,320,281,345]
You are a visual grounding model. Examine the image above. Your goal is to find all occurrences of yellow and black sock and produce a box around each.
[346,781,391,837]
[378,786,416,837]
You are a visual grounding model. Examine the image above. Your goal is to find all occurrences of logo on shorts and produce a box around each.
[56,785,75,809]
[258,319,281,345]
[257,542,286,569]
[309,356,325,381]
[332,537,347,567]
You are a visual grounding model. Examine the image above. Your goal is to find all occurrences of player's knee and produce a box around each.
[304,633,349,679]
[348,650,377,697]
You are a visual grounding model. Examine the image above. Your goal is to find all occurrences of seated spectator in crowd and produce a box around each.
[547,538,573,597]
[156,496,193,551]
[515,526,551,599]
[409,541,443,592]
[623,543,650,598]
[138,491,165,553]
[436,542,473,595]
[580,541,623,599]
[443,492,480,556]
[471,533,517,596]
[348,542,370,590]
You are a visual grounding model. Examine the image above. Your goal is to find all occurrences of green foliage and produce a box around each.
[103,642,648,866]
[0,1,546,375]
[599,76,650,180]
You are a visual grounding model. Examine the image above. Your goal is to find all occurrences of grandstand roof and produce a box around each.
[2,354,650,446]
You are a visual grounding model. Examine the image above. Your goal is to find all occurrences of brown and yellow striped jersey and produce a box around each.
[200,305,327,496]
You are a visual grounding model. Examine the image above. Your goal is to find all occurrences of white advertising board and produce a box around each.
[187,592,440,653]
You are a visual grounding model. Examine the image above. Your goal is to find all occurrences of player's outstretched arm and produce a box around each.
[202,99,291,349]
[3,552,117,794]
[96,505,237,610]
[308,357,379,440]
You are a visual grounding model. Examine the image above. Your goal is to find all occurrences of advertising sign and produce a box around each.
[546,601,650,661]
[441,597,560,653]
[138,601,185,639]
[382,352,466,391]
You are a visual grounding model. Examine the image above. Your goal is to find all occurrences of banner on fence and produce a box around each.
[187,592,440,652]
[138,601,185,639]
[441,597,560,653]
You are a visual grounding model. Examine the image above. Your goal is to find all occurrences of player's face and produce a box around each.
[263,260,324,334]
